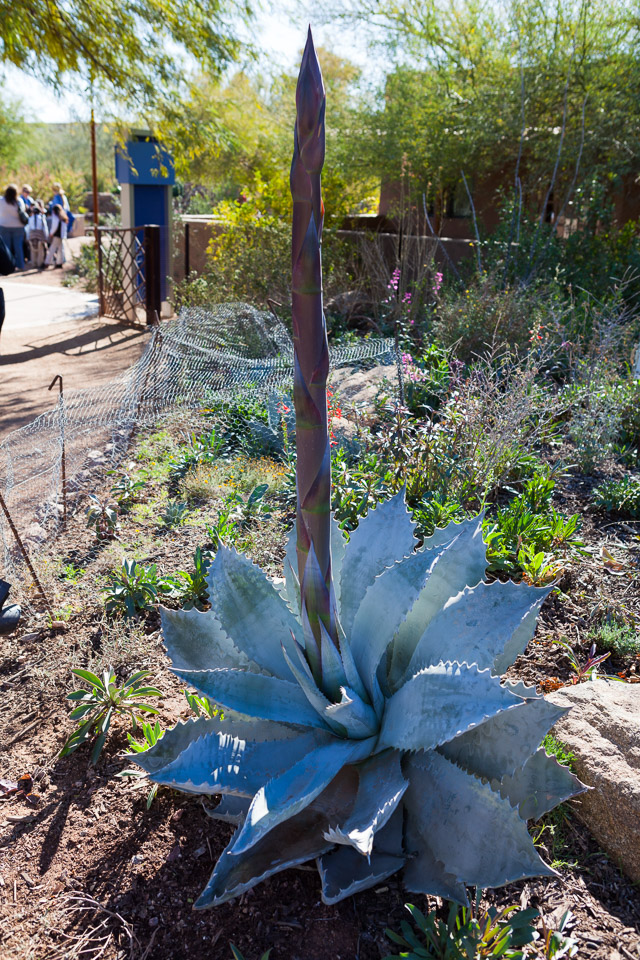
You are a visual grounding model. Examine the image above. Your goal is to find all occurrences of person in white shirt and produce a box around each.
[44,203,68,268]
[0,184,27,270]
[27,200,49,269]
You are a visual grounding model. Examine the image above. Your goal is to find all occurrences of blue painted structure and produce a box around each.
[115,138,175,303]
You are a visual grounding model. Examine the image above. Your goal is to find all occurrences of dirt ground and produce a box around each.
[0,238,149,437]
[0,316,148,436]
[0,434,639,960]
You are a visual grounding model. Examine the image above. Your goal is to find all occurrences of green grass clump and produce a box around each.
[589,622,640,657]
[542,734,577,770]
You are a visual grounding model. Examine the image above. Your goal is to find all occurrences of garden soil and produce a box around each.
[0,315,148,436]
[0,457,639,959]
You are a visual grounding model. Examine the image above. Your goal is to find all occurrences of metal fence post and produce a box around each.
[144,224,161,326]
[48,375,67,523]
[0,492,52,615]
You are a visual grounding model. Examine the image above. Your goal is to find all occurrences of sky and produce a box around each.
[2,6,374,124]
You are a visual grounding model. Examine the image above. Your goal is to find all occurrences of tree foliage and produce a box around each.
[159,48,375,220]
[0,91,25,167]
[324,0,640,214]
[0,0,252,107]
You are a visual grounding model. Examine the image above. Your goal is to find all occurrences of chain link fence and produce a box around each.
[0,304,395,577]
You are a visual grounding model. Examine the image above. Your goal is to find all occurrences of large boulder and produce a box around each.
[331,363,397,415]
[548,681,640,882]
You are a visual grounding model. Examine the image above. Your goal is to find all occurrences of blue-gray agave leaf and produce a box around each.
[322,750,407,855]
[338,489,416,634]
[405,751,557,889]
[496,747,587,820]
[439,696,569,781]
[172,667,327,729]
[379,662,521,753]
[319,806,405,904]
[207,547,300,678]
[137,493,585,908]
[402,580,549,682]
[387,516,489,687]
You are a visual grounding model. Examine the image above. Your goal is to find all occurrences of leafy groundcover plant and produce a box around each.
[133,29,584,911]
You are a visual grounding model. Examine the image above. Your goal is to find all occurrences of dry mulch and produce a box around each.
[1,453,639,960]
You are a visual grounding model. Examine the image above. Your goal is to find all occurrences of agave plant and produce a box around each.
[134,502,584,906]
[132,30,584,910]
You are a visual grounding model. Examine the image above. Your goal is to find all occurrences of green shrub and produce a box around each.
[61,241,98,292]
[484,472,583,579]
[432,274,554,360]
[176,177,353,309]
[592,474,640,518]
[568,386,623,473]
[104,559,169,618]
[384,900,539,960]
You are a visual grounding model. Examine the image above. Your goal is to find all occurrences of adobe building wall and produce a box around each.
[172,216,225,283]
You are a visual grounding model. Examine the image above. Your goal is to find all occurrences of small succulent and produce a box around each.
[173,546,214,610]
[86,494,118,539]
[159,500,189,527]
[109,471,146,508]
[60,667,161,764]
[228,484,271,527]
[104,559,164,618]
[384,899,540,960]
[592,474,640,518]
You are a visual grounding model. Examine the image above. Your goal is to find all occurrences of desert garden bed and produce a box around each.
[1,352,640,960]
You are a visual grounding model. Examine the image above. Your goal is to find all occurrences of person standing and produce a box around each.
[44,203,68,268]
[20,185,34,212]
[0,232,15,341]
[0,184,28,271]
[51,182,75,237]
[27,200,49,269]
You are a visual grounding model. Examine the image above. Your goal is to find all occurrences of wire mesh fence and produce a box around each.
[0,304,396,577]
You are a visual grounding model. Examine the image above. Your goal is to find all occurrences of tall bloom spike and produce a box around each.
[290,28,335,667]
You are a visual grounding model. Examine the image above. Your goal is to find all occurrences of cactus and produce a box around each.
[133,31,585,910]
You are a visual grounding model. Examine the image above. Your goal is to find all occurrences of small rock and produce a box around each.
[149,917,159,927]
[131,854,144,865]
[193,845,206,859]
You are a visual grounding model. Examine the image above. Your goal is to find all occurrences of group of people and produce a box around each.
[0,183,75,272]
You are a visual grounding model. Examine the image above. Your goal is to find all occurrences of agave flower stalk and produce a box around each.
[290,29,335,664]
[132,32,586,912]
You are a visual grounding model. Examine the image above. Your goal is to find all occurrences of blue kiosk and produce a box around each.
[115,131,174,320]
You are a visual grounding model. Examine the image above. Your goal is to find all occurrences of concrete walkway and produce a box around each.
[0,279,149,438]
[2,279,99,329]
